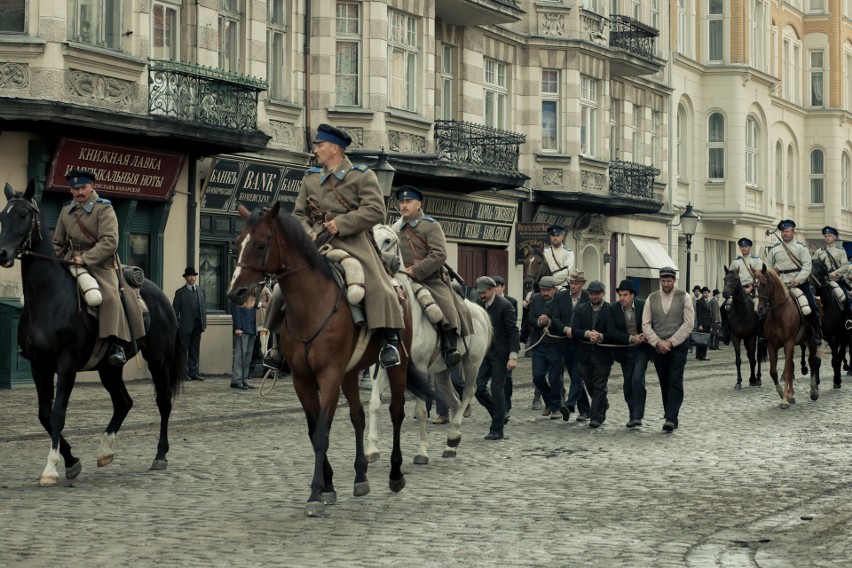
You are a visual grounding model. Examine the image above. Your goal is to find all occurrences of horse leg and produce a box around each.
[412,397,430,465]
[39,361,79,486]
[292,375,335,517]
[830,342,842,390]
[94,364,134,468]
[31,362,80,485]
[768,346,782,402]
[780,343,794,409]
[443,365,472,459]
[148,360,173,471]
[342,370,369,500]
[386,364,408,493]
[810,345,821,401]
[365,367,386,464]
[733,338,743,389]
[800,345,809,377]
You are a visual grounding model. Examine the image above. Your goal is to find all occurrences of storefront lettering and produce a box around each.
[210,168,239,185]
[242,170,278,193]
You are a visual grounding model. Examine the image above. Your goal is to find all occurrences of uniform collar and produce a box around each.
[71,190,100,213]
[320,157,352,184]
[399,210,425,229]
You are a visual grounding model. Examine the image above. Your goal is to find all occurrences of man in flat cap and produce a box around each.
[694,286,713,361]
[609,279,649,428]
[558,269,592,421]
[765,219,822,345]
[642,266,694,432]
[543,225,574,289]
[393,184,472,368]
[292,123,405,367]
[813,226,852,329]
[474,276,520,440]
[527,275,572,419]
[53,169,145,366]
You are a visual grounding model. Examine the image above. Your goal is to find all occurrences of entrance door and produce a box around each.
[457,246,509,298]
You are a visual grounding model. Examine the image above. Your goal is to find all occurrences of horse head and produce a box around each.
[0,180,40,268]
[810,259,829,287]
[373,224,400,255]
[522,249,549,295]
[228,202,283,304]
[752,264,787,313]
[722,265,746,302]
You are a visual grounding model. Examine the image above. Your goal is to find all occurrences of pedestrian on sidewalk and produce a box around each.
[230,289,257,390]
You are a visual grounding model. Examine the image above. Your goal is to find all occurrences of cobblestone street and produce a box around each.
[1,345,850,567]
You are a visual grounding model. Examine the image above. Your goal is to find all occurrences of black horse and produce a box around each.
[0,181,185,486]
[810,259,850,389]
[722,266,765,389]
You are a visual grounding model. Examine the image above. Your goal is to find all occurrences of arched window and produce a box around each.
[810,149,825,205]
[746,117,759,187]
[786,145,795,206]
[708,112,725,180]
[774,141,783,203]
[842,152,850,209]
[677,104,688,180]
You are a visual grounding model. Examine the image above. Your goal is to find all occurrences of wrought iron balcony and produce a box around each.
[148,60,268,130]
[609,15,658,60]
[434,120,526,175]
[609,160,661,201]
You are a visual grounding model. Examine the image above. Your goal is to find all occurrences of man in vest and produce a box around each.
[543,225,574,289]
[641,266,694,432]
[765,219,822,346]
[813,225,852,330]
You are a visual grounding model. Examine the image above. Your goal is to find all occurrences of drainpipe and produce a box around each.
[303,0,312,151]
[187,156,197,269]
[667,49,676,262]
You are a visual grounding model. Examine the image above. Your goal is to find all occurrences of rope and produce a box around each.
[521,329,638,354]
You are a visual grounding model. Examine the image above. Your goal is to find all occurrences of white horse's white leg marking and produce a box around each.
[413,398,429,463]
[365,369,386,462]
[228,234,251,290]
[96,432,116,467]
[39,448,62,486]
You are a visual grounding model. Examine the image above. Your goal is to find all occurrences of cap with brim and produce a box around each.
[615,279,636,293]
[737,237,753,247]
[777,219,796,231]
[822,226,839,236]
[659,266,677,278]
[547,225,566,236]
[569,270,586,283]
[587,280,605,293]
[395,185,424,201]
[475,276,497,292]
[66,169,96,188]
[491,275,506,285]
[313,123,352,148]
[538,276,558,289]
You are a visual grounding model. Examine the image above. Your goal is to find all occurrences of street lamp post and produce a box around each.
[372,148,396,197]
[680,203,700,291]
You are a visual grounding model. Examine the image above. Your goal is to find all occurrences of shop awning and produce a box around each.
[626,237,679,279]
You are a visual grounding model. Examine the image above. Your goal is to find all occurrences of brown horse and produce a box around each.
[226,203,432,517]
[520,248,551,342]
[752,265,820,408]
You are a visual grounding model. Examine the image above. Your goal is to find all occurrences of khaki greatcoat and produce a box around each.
[393,210,472,336]
[52,190,145,342]
[292,158,404,331]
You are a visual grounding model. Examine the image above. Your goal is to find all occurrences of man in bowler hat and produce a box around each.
[173,267,207,380]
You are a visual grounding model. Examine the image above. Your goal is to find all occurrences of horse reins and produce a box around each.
[6,197,75,266]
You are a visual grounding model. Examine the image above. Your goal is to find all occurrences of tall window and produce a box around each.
[541,69,559,152]
[582,0,599,12]
[632,105,642,162]
[0,1,25,32]
[267,0,287,101]
[580,75,598,157]
[847,0,852,17]
[651,110,661,169]
[610,98,621,161]
[842,153,850,209]
[746,117,759,187]
[708,112,725,180]
[708,0,724,63]
[388,10,418,112]
[484,59,508,129]
[677,104,688,180]
[775,141,783,203]
[810,50,824,107]
[810,149,825,205]
[847,46,852,111]
[751,1,766,71]
[787,145,795,205]
[440,45,454,120]
[808,0,826,13]
[632,0,641,20]
[783,27,802,104]
[336,2,360,106]
[68,0,122,50]
[152,1,180,60]
[651,0,659,30]
[218,0,240,72]
[677,0,688,56]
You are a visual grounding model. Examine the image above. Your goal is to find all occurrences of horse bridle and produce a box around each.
[4,197,72,264]
[235,212,309,280]
[754,275,791,312]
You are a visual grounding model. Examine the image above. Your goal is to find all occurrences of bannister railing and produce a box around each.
[434,120,526,174]
[609,160,661,200]
[609,15,658,60]
[148,60,268,130]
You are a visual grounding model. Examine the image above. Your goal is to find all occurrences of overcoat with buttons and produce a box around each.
[293,158,404,331]
[52,190,145,342]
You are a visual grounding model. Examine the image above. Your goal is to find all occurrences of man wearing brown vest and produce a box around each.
[641,266,695,432]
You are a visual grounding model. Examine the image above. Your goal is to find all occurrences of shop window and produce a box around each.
[200,242,227,312]
[129,234,151,277]
[0,1,25,32]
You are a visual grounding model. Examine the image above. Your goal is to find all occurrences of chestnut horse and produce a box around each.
[721,266,765,389]
[226,203,432,517]
[521,248,551,342]
[752,265,820,408]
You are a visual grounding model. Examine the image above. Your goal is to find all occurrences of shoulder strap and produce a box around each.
[326,177,354,212]
[74,212,99,246]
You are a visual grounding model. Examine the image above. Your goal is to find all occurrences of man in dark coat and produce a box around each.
[528,275,573,418]
[568,280,615,428]
[493,275,518,415]
[173,266,207,381]
[558,270,592,421]
[474,276,520,440]
[695,286,713,360]
[608,279,649,427]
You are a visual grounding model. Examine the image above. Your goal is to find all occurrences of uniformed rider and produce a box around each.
[812,225,852,330]
[393,185,472,368]
[543,225,574,290]
[726,237,763,310]
[764,219,822,346]
[52,169,145,365]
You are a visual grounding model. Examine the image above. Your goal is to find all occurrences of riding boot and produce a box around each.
[845,297,852,330]
[807,312,823,346]
[379,328,401,368]
[108,339,127,366]
[262,334,290,374]
[440,329,462,368]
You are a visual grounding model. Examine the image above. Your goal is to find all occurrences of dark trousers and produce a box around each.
[619,348,649,421]
[695,343,708,359]
[475,350,508,433]
[564,353,591,416]
[577,356,612,423]
[435,369,465,417]
[651,342,688,427]
[181,320,203,378]
[504,369,513,411]
[531,342,565,412]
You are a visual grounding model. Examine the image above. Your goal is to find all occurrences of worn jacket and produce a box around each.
[173,284,207,335]
[483,294,520,360]
[609,298,647,364]
[570,301,616,366]
[527,292,573,346]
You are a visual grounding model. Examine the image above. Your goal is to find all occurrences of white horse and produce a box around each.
[366,224,492,463]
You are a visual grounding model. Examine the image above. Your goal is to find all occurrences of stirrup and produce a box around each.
[108,346,126,367]
[262,348,289,373]
[379,344,400,368]
[443,348,462,368]
[846,320,852,331]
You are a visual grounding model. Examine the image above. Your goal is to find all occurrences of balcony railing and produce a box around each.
[609,160,661,200]
[609,15,658,60]
[148,60,268,130]
[434,120,526,174]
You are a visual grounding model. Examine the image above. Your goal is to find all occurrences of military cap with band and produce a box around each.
[737,237,753,247]
[822,226,839,237]
[313,123,352,148]
[547,225,566,236]
[66,169,96,188]
[777,219,796,231]
[395,185,424,201]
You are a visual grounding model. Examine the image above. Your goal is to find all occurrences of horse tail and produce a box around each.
[757,334,768,363]
[404,361,436,404]
[169,332,186,399]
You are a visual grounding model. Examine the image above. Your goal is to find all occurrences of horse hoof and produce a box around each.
[305,501,324,517]
[149,459,168,471]
[38,475,59,487]
[97,454,114,468]
[65,459,82,480]
[810,391,819,401]
[789,397,796,405]
[388,476,406,493]
[413,455,429,465]
[442,449,457,459]
[365,452,380,464]
[755,380,762,386]
[833,382,841,389]
[353,481,370,497]
[322,491,338,505]
[779,401,790,409]
[734,383,742,390]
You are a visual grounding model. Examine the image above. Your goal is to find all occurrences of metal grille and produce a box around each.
[609,160,660,200]
[434,120,526,174]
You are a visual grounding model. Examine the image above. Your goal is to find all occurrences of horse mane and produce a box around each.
[246,207,334,280]
[761,265,788,297]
